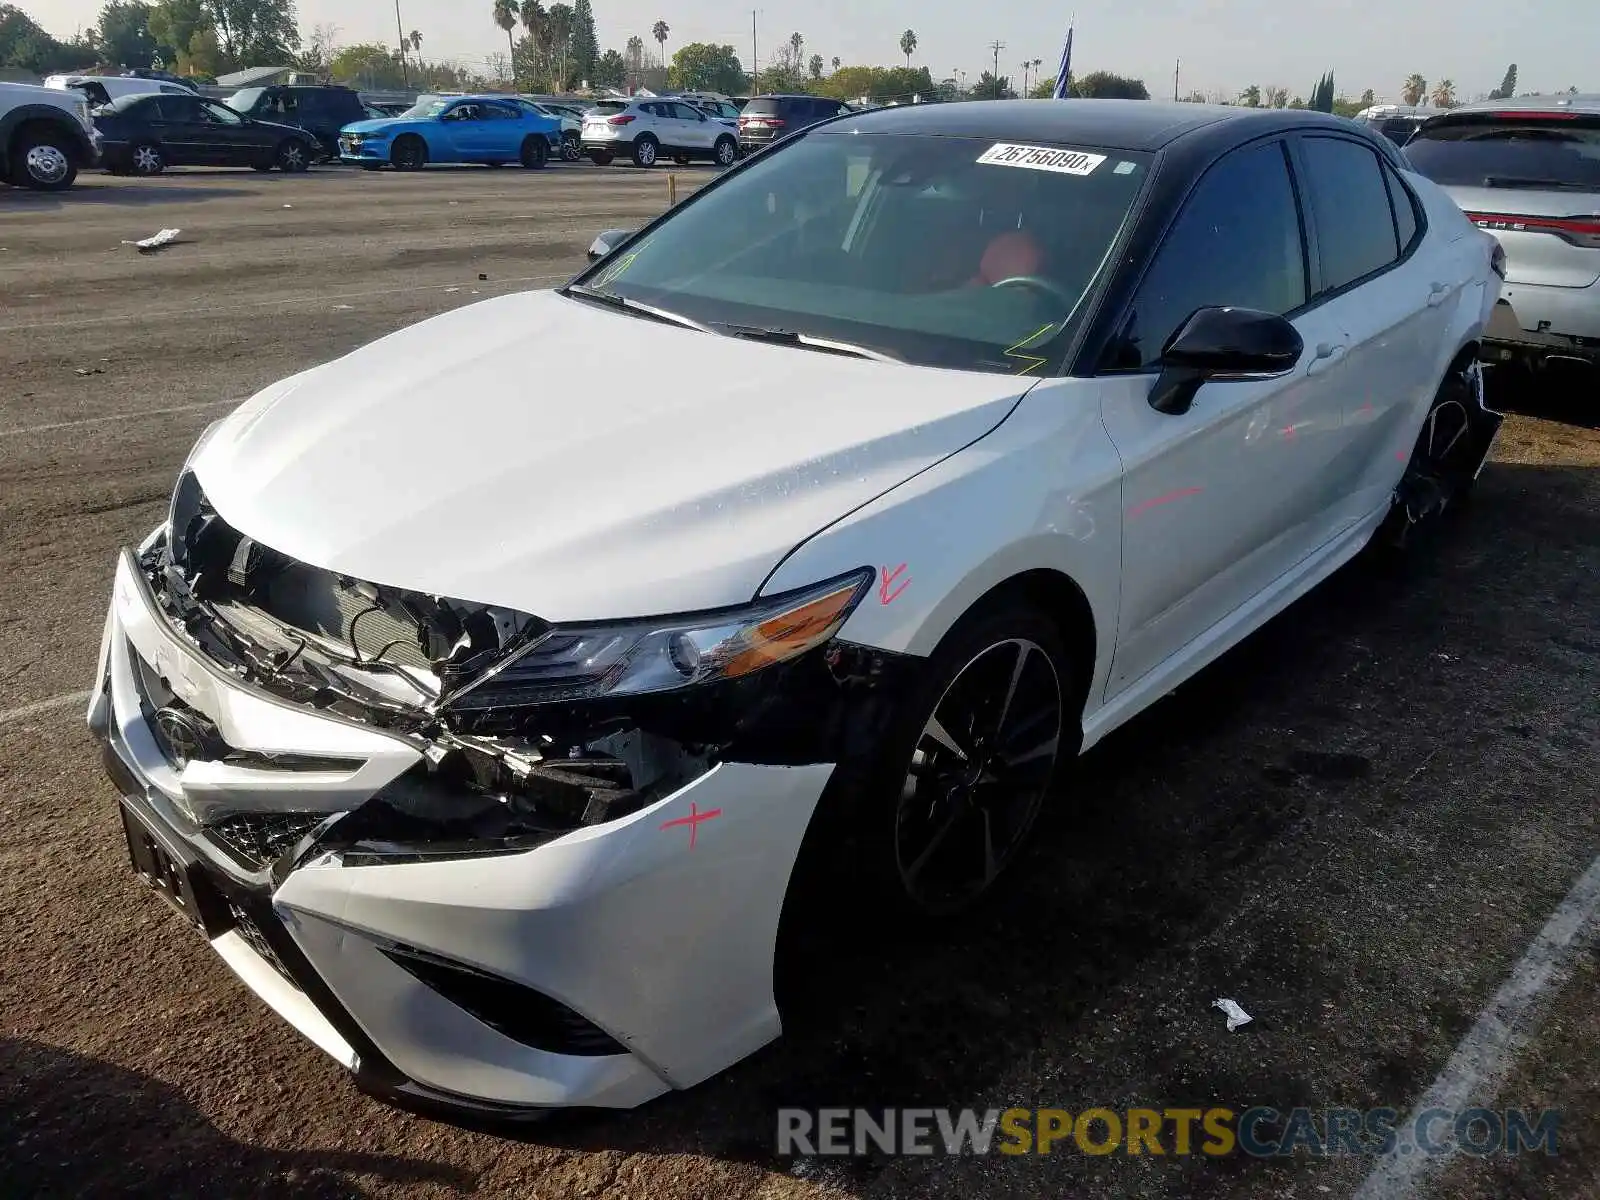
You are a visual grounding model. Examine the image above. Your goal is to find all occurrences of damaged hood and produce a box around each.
[192,289,1028,622]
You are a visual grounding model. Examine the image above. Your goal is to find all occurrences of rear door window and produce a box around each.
[1297,136,1401,293]
[155,95,203,122]
[1404,112,1600,189]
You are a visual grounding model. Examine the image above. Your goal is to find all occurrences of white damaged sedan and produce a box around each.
[91,99,1504,1115]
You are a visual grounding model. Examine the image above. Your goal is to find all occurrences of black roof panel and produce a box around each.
[822,98,1359,152]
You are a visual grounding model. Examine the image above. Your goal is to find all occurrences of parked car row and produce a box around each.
[1,79,860,188]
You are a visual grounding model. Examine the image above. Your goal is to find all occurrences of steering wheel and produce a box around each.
[988,275,1075,307]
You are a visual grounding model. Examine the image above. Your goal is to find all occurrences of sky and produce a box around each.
[23,0,1595,102]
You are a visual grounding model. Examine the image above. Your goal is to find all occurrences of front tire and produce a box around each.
[631,135,658,167]
[390,135,427,171]
[519,136,547,169]
[129,140,165,176]
[561,131,581,161]
[275,139,310,172]
[862,601,1072,917]
[11,126,77,190]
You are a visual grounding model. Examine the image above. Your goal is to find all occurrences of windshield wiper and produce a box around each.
[1482,175,1595,191]
[562,285,713,333]
[718,324,899,362]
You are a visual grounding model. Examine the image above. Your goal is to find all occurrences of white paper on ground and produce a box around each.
[1212,998,1253,1031]
[123,228,181,250]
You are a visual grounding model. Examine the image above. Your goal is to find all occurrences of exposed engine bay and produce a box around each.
[142,473,915,873]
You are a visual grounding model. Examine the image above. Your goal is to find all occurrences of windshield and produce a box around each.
[229,87,264,112]
[576,130,1150,374]
[1406,114,1600,188]
[401,97,450,118]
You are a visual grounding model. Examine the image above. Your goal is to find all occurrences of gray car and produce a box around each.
[1405,94,1600,375]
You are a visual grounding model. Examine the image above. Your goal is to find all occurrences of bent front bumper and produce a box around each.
[90,546,833,1113]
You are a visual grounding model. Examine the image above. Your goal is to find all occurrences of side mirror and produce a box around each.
[1148,306,1303,416]
[586,228,636,262]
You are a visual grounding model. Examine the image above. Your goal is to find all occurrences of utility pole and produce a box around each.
[395,0,409,87]
[988,40,1005,98]
[751,10,758,94]
[1173,58,1179,102]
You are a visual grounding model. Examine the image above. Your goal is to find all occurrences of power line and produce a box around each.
[987,39,1004,98]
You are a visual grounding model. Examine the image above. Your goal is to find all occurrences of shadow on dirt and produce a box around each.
[1,1038,478,1197]
[1488,361,1599,430]
[1,180,253,210]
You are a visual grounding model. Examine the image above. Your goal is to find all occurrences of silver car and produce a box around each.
[1405,95,1600,374]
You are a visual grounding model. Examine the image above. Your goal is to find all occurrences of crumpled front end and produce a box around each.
[88,486,915,1111]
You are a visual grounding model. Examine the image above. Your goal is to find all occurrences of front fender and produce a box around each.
[760,379,1125,725]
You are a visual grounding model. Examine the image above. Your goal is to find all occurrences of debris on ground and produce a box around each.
[122,228,181,252]
[477,272,488,280]
[73,367,104,377]
[1212,998,1253,1031]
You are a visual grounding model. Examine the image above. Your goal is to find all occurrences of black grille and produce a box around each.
[228,901,298,986]
[380,944,625,1057]
[208,812,327,870]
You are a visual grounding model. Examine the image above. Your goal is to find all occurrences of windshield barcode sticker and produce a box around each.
[976,143,1106,175]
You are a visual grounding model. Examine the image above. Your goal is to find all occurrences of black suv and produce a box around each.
[225,85,366,159]
[737,94,852,153]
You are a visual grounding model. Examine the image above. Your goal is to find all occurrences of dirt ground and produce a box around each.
[2,166,1598,1200]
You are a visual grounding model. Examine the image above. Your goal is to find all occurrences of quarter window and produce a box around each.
[1384,162,1420,252]
[1109,139,1307,371]
[1298,136,1400,292]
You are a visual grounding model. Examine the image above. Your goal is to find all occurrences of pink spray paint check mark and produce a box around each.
[879,563,910,606]
[659,801,722,850]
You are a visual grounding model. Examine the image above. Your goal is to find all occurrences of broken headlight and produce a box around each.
[443,568,874,713]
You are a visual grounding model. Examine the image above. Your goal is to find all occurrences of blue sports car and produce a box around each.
[338,94,562,170]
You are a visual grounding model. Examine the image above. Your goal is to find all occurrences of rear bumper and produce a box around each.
[90,543,834,1114]
[1481,282,1600,366]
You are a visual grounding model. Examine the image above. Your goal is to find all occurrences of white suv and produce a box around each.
[1,80,100,190]
[580,98,738,168]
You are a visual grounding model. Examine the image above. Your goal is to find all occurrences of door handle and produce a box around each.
[1427,281,1451,307]
[1305,340,1348,376]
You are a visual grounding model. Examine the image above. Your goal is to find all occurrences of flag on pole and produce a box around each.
[1051,24,1074,98]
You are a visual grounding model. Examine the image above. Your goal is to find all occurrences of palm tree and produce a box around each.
[1401,73,1426,106]
[409,29,422,53]
[831,55,840,72]
[492,0,520,85]
[521,0,545,87]
[652,19,669,69]
[625,33,644,88]
[899,29,916,67]
[547,4,574,88]
[1430,78,1455,108]
[789,31,803,66]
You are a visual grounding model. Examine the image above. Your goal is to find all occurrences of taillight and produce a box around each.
[607,114,635,125]
[1490,243,1507,279]
[1463,211,1600,250]
[1486,110,1577,121]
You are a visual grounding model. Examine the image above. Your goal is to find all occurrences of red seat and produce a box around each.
[972,230,1044,285]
